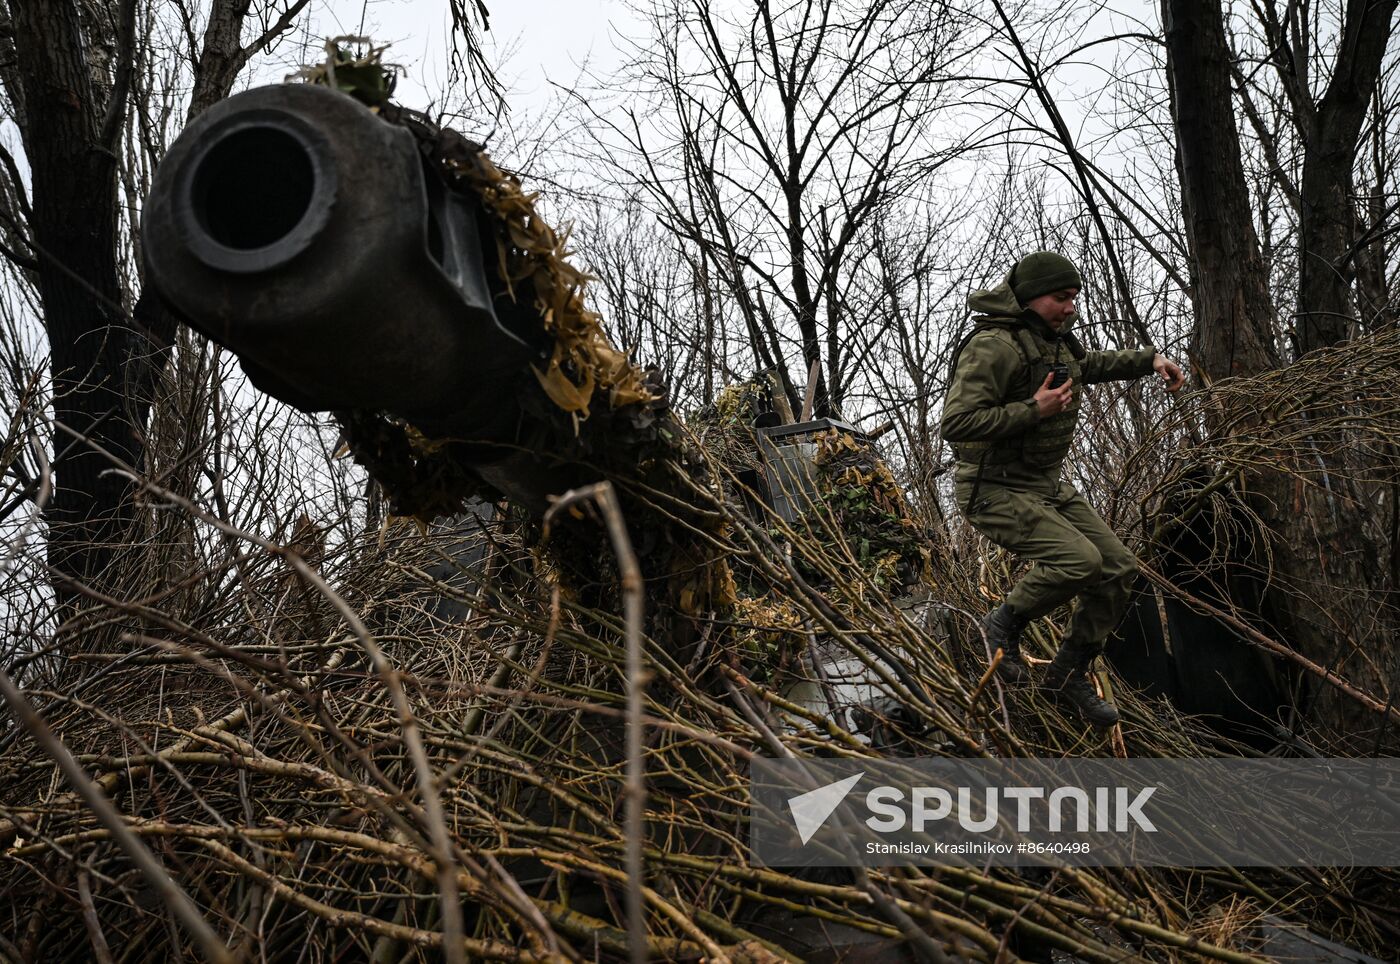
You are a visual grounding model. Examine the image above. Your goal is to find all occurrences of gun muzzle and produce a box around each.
[142,83,536,440]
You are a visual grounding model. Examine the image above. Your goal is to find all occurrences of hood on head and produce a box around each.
[966,269,1076,335]
[967,271,1022,318]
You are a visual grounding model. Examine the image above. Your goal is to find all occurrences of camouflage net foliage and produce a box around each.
[685,378,933,678]
[450,127,657,420]
[688,378,777,481]
[810,428,933,595]
[300,45,735,635]
[307,41,663,524]
[3,43,1400,964]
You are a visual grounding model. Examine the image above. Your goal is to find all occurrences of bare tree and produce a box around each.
[1246,0,1398,352]
[0,0,320,605]
[1164,0,1400,741]
[578,0,968,417]
[578,196,739,410]
[1162,0,1282,381]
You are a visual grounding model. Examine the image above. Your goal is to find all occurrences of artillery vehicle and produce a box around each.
[136,71,974,958]
[143,74,947,739]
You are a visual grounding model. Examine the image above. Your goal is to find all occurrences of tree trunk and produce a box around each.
[1298,149,1361,350]
[1294,0,1397,353]
[1163,0,1398,747]
[6,0,303,606]
[784,190,830,418]
[1162,0,1280,381]
[1267,0,1399,739]
[11,0,133,598]
[1356,185,1395,332]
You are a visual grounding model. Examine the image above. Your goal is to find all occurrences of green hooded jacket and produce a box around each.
[940,272,1156,493]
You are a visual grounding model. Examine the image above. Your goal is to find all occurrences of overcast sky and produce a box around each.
[297,0,640,116]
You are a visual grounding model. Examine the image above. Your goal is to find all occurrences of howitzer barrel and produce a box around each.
[143,83,535,439]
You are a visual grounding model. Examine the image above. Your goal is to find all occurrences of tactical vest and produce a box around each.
[948,322,1082,469]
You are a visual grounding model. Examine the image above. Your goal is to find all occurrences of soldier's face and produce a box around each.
[1026,288,1079,330]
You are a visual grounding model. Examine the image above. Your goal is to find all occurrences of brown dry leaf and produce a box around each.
[405,425,449,454]
[713,563,738,607]
[610,383,652,408]
[532,363,594,415]
[460,139,665,424]
[592,344,628,379]
[507,220,537,251]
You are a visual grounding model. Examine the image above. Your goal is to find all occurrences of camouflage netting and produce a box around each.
[809,428,933,596]
[307,45,735,642]
[308,41,670,525]
[2,47,1399,964]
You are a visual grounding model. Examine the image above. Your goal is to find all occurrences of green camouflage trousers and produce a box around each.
[961,479,1139,650]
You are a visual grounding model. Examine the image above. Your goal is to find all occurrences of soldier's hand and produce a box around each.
[1033,371,1073,417]
[1153,353,1186,392]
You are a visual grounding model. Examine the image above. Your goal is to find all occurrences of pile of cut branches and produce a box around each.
[3,380,1399,960]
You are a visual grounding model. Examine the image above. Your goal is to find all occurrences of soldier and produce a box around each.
[941,251,1185,726]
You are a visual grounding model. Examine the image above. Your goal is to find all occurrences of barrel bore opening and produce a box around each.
[192,126,315,250]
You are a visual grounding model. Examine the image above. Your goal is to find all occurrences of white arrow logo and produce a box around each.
[787,773,864,844]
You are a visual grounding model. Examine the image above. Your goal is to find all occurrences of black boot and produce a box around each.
[981,602,1030,684]
[1043,643,1119,728]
